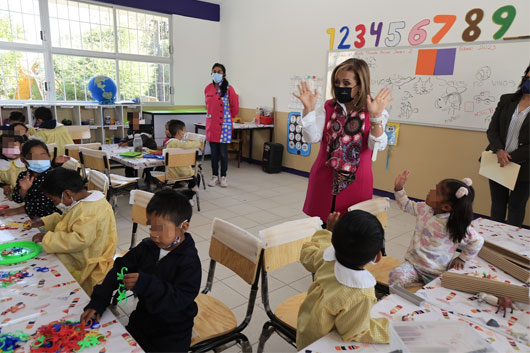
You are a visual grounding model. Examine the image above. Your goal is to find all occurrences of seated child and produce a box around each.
[28,167,117,295]
[389,170,484,287]
[6,111,36,135]
[0,134,26,199]
[297,210,389,349]
[34,107,74,155]
[0,139,60,218]
[10,122,30,141]
[165,119,203,190]
[81,188,201,352]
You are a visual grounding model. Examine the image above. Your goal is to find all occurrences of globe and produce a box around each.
[88,75,117,104]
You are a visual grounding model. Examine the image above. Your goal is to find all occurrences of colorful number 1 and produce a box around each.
[326,28,335,51]
[492,5,516,40]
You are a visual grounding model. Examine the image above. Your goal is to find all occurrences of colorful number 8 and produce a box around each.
[462,8,484,42]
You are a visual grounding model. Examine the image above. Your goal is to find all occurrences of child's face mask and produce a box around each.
[2,147,20,159]
[27,159,51,173]
[56,192,80,213]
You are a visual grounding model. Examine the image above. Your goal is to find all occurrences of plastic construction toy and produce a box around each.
[0,270,33,288]
[29,320,105,353]
[116,267,129,306]
[0,330,31,353]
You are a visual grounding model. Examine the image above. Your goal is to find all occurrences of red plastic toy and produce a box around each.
[496,297,516,318]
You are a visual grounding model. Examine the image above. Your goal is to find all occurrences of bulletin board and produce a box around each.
[326,39,530,131]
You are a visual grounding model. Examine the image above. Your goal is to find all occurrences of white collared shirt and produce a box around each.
[323,245,376,289]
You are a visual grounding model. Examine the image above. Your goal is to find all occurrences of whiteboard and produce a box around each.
[326,40,530,131]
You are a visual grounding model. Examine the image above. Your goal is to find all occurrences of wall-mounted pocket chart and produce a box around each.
[287,112,311,156]
[326,39,530,131]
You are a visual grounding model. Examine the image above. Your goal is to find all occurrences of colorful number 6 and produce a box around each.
[408,19,430,46]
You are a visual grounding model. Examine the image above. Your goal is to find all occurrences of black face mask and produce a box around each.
[334,86,354,103]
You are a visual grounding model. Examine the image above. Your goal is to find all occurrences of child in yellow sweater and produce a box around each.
[164,120,203,190]
[27,167,117,295]
[34,107,73,155]
[0,134,26,199]
[297,210,389,349]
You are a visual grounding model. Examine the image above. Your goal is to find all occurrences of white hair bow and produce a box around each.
[455,177,473,199]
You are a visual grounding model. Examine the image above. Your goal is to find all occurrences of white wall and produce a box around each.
[172,14,221,105]
[219,0,530,112]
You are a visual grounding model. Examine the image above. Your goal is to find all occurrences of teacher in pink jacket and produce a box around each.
[205,63,239,188]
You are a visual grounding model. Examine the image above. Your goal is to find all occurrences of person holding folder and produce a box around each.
[485,66,529,227]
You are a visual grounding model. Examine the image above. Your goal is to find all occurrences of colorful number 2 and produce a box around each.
[338,26,351,49]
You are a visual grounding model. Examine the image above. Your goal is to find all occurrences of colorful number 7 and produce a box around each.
[431,15,457,44]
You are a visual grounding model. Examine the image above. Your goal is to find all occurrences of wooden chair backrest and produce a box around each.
[78,147,110,173]
[348,197,390,228]
[210,218,262,284]
[130,190,154,226]
[65,143,101,160]
[87,169,109,197]
[163,148,197,168]
[45,143,57,161]
[65,125,91,140]
[259,217,322,273]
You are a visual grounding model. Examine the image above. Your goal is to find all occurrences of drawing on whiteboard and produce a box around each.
[383,75,416,90]
[475,66,492,81]
[399,101,419,119]
[413,78,433,95]
[473,91,496,105]
[366,57,377,69]
[434,81,467,117]
[402,91,413,101]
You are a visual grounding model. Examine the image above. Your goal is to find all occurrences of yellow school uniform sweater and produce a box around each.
[296,230,389,349]
[41,191,117,295]
[165,138,202,179]
[35,124,74,155]
[0,158,26,199]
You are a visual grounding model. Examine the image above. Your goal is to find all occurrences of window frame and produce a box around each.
[0,0,174,105]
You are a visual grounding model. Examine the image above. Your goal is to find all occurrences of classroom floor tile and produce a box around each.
[112,159,418,352]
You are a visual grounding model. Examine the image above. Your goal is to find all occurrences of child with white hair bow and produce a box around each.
[389,170,484,287]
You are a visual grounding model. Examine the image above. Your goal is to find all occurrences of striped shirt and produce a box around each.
[505,103,530,153]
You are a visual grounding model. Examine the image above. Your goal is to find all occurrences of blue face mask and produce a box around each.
[212,73,223,84]
[522,79,530,94]
[27,159,51,173]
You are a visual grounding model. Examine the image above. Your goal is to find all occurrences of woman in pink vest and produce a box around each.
[295,58,392,223]
[204,63,239,188]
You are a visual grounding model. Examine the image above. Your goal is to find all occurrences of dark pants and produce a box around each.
[489,179,530,227]
[209,142,228,177]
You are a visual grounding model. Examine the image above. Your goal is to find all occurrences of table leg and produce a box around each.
[195,125,198,133]
[269,128,273,141]
[248,130,254,164]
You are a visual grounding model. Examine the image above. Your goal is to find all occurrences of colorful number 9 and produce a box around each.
[492,5,516,40]
[408,19,430,46]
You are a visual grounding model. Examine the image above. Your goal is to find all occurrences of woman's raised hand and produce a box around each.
[367,88,393,118]
[293,81,318,113]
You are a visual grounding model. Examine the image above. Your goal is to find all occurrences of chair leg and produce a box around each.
[130,223,138,250]
[257,321,275,353]
[195,189,200,212]
[240,335,252,353]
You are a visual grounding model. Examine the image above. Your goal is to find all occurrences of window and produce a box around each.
[0,0,42,44]
[0,50,46,100]
[0,0,172,103]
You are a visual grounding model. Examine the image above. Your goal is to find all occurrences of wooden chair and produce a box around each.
[348,198,421,293]
[65,142,101,161]
[45,143,57,161]
[65,125,91,142]
[150,148,201,211]
[128,189,153,249]
[191,218,262,353]
[87,169,110,199]
[185,132,207,190]
[257,217,323,353]
[78,147,138,207]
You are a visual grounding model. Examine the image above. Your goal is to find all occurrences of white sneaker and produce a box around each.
[208,176,219,187]
[189,199,195,207]
[220,176,228,188]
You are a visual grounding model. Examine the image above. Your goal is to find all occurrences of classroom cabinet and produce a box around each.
[0,103,142,144]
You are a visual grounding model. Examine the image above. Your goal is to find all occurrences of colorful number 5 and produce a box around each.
[384,21,406,47]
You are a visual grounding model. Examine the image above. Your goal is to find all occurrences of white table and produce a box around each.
[101,144,164,170]
[0,196,143,352]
